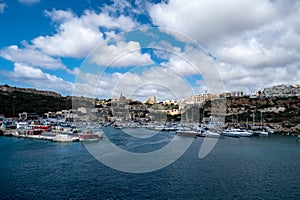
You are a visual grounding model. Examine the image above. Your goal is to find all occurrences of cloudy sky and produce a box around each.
[0,0,300,101]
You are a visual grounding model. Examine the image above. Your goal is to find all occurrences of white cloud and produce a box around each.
[72,66,195,101]
[148,0,300,94]
[0,45,66,70]
[32,9,140,59]
[19,0,40,5]
[44,9,75,22]
[5,63,73,94]
[111,67,195,100]
[216,38,300,68]
[218,62,300,94]
[0,2,6,13]
[89,41,153,67]
[81,10,138,31]
[149,0,278,43]
[32,18,104,58]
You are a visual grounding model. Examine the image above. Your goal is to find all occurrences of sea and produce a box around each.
[1,127,299,199]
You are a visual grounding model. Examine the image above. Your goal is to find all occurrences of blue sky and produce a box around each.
[1,0,300,100]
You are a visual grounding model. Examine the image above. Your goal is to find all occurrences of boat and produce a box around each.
[257,130,269,136]
[201,130,220,138]
[175,130,198,138]
[53,134,76,142]
[222,129,241,137]
[239,130,253,137]
[79,130,103,142]
[28,129,43,135]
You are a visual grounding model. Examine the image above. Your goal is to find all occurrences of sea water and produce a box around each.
[0,128,299,199]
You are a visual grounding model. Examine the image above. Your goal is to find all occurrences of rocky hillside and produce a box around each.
[204,96,300,134]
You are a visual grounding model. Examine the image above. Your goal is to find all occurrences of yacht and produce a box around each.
[223,129,253,137]
[239,130,253,137]
[222,129,241,137]
[257,130,269,136]
[201,130,220,138]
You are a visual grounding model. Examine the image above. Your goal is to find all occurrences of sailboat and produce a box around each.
[257,112,268,136]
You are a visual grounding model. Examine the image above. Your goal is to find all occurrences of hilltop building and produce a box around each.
[145,96,157,104]
[184,93,220,104]
[255,84,300,98]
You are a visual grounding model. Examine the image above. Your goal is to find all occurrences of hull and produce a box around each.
[176,130,198,138]
[53,134,75,142]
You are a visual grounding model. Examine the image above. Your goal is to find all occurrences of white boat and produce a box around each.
[257,130,269,136]
[239,130,253,137]
[202,130,220,138]
[222,129,241,137]
[53,134,76,142]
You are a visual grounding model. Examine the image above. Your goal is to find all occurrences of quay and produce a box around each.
[0,128,79,142]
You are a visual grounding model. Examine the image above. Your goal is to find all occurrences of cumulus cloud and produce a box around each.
[89,41,153,67]
[5,63,73,94]
[72,66,195,101]
[32,9,140,59]
[0,45,66,70]
[218,62,300,94]
[148,0,300,94]
[149,0,278,43]
[216,38,300,68]
[44,9,75,22]
[110,67,195,101]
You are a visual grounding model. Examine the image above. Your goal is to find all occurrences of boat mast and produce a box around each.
[260,111,263,130]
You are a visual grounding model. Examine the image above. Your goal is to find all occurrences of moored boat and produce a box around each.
[222,129,240,137]
[201,130,220,138]
[175,130,198,138]
[257,130,269,136]
[79,129,103,142]
[53,134,77,142]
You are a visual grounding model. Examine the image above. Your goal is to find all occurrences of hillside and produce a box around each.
[203,96,300,133]
[0,86,71,118]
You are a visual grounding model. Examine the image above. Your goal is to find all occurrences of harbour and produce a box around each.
[0,129,299,199]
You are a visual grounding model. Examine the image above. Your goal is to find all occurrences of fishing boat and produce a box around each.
[79,130,103,142]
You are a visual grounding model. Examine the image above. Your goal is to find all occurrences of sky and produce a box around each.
[0,0,300,101]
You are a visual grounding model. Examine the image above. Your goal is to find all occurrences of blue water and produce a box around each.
[1,128,299,199]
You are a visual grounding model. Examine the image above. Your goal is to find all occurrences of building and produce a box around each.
[184,93,220,104]
[255,84,300,98]
[145,96,157,104]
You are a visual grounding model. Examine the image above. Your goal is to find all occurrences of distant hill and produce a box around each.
[0,85,61,97]
[0,85,71,118]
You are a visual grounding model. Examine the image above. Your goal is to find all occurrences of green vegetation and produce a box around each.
[0,91,71,118]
